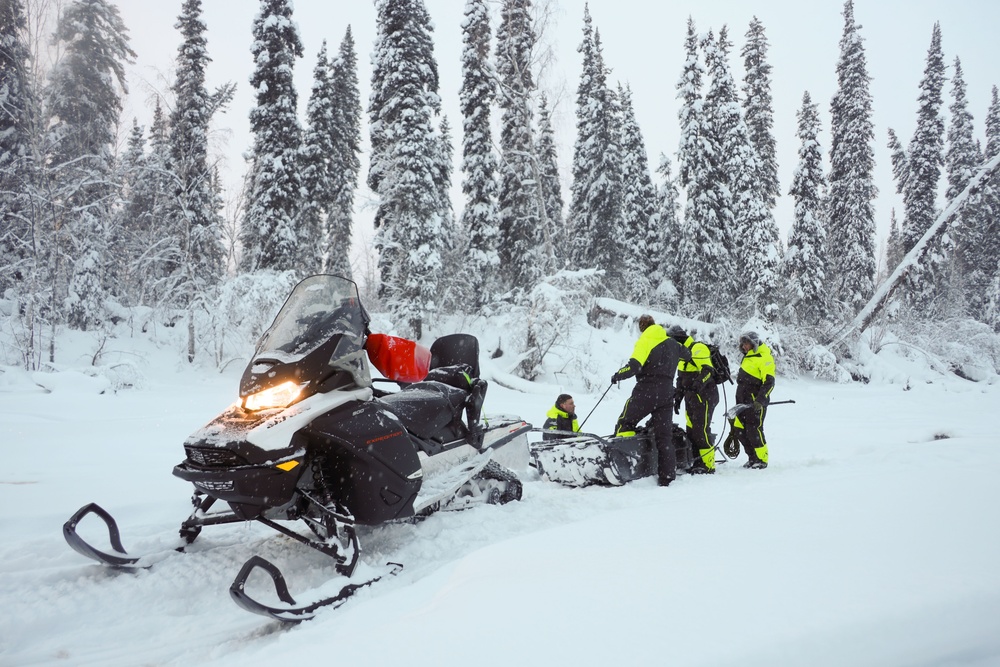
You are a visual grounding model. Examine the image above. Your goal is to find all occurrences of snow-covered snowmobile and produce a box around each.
[64,274,530,621]
[529,424,696,487]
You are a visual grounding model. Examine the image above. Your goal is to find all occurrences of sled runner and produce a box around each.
[64,275,530,621]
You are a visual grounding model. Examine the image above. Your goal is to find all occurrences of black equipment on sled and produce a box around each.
[528,423,695,487]
[64,275,531,622]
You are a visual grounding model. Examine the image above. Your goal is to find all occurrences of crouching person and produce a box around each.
[542,394,580,441]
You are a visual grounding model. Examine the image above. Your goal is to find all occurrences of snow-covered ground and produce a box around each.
[2,346,1000,666]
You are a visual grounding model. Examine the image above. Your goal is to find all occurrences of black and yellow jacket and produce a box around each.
[542,406,580,441]
[676,336,714,393]
[613,324,691,386]
[736,342,775,406]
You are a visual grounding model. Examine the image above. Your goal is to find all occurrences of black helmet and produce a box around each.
[739,331,761,349]
[666,324,686,341]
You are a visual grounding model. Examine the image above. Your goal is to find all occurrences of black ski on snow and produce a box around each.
[229,556,403,622]
[63,503,164,568]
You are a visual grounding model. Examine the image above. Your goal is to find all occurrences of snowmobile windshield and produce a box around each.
[253,276,371,387]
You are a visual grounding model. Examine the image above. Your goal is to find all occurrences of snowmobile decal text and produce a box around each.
[366,430,405,445]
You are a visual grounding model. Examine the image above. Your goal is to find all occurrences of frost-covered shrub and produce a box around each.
[513,270,602,381]
[203,270,300,367]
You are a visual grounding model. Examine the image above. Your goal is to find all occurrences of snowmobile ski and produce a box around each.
[63,503,152,568]
[229,556,403,623]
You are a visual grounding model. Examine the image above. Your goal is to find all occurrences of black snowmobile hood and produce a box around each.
[239,275,372,400]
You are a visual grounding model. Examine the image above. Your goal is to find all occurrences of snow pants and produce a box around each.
[684,383,719,470]
[734,403,768,464]
[615,382,675,484]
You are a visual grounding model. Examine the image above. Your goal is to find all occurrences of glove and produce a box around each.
[752,401,763,412]
[611,374,619,385]
[673,395,683,414]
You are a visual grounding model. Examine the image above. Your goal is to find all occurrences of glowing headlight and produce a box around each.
[243,381,305,411]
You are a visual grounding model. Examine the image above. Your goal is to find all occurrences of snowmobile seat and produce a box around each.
[377,380,469,448]
[430,334,480,378]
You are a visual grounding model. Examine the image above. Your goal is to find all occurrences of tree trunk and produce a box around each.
[828,152,1000,347]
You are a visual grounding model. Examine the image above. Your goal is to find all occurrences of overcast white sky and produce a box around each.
[113,0,1000,257]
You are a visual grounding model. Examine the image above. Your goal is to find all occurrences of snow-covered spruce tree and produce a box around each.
[567,5,598,270]
[0,0,35,295]
[168,0,228,362]
[106,118,146,304]
[782,91,829,325]
[568,19,623,291]
[983,87,1000,328]
[649,154,681,307]
[675,19,732,319]
[45,0,135,331]
[432,114,462,311]
[300,41,336,274]
[140,100,177,300]
[827,0,877,314]
[1,0,52,370]
[495,0,546,292]
[896,23,947,307]
[707,25,779,319]
[946,56,988,318]
[741,16,779,212]
[459,0,500,307]
[240,0,303,273]
[368,0,445,338]
[618,83,656,303]
[535,94,564,266]
[567,4,594,246]
[327,27,362,278]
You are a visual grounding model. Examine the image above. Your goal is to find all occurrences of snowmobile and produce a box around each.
[529,424,697,487]
[64,274,530,622]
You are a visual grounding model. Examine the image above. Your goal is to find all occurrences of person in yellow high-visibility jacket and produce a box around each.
[670,326,719,475]
[611,315,691,486]
[733,331,774,469]
[542,394,580,441]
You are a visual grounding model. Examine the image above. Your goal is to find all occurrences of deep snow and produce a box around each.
[2,343,1000,667]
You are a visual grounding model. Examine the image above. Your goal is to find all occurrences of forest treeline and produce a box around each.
[1,0,998,377]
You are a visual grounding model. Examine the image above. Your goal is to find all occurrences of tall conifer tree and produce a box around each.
[0,0,35,294]
[650,154,681,306]
[946,56,988,317]
[495,0,544,291]
[459,0,500,306]
[827,0,877,313]
[45,0,135,330]
[241,0,304,273]
[168,0,227,362]
[676,19,730,318]
[783,91,829,325]
[327,27,362,278]
[300,42,335,274]
[741,17,779,211]
[896,23,947,306]
[535,94,564,263]
[369,0,445,337]
[618,84,656,302]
